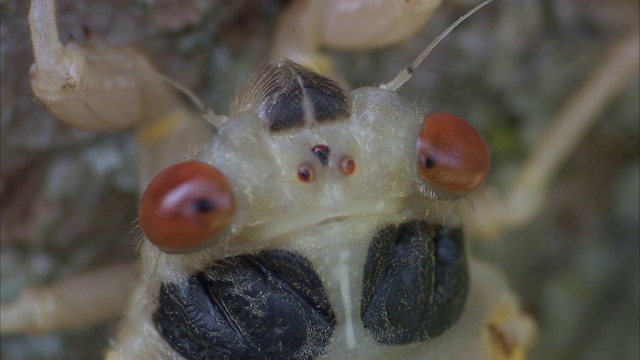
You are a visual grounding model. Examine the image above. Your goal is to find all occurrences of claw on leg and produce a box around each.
[483,296,537,360]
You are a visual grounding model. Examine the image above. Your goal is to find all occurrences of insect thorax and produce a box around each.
[141,59,469,360]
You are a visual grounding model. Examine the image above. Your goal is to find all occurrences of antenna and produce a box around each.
[380,0,495,91]
[149,72,228,128]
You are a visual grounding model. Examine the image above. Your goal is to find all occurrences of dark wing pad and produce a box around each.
[154,250,336,360]
[361,220,468,345]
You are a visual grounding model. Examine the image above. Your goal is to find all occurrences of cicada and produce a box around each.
[2,0,637,359]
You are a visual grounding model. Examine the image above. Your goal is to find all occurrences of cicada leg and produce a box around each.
[464,33,640,239]
[0,264,136,334]
[28,0,213,186]
[272,0,443,77]
[0,0,215,336]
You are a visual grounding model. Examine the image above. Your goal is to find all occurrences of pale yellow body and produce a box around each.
[2,0,637,359]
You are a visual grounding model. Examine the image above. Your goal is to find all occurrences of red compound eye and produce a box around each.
[138,161,236,252]
[417,113,490,194]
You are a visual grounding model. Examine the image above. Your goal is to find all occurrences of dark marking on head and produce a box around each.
[232,59,352,132]
[263,88,306,131]
[294,65,351,124]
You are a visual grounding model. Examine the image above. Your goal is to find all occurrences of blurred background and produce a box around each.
[1,0,638,359]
